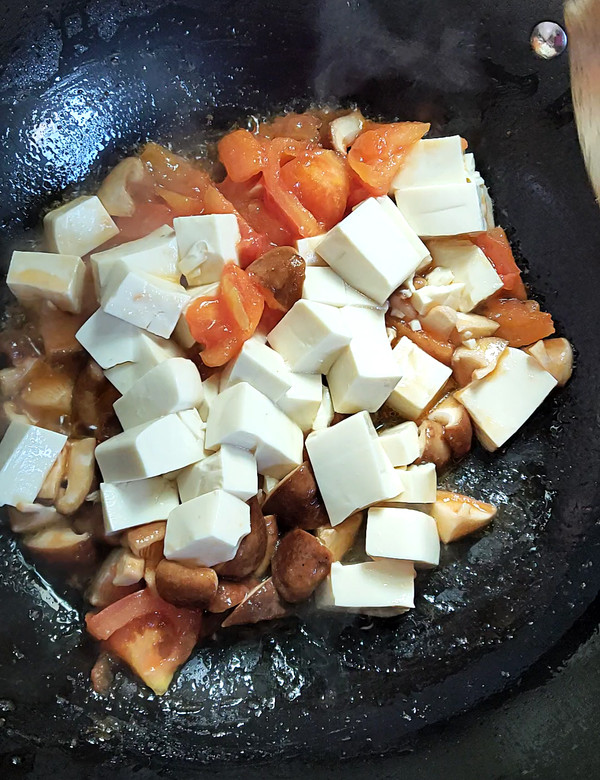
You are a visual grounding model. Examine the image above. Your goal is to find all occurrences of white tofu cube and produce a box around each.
[177,444,257,503]
[173,282,220,349]
[277,372,323,431]
[427,239,503,312]
[0,421,67,507]
[366,506,440,568]
[95,413,205,483]
[177,408,207,442]
[103,331,184,393]
[318,559,415,609]
[382,463,437,504]
[267,300,351,374]
[113,357,204,429]
[164,488,250,567]
[312,385,334,431]
[302,267,382,309]
[340,305,388,341]
[100,477,180,534]
[388,337,452,419]
[90,225,178,293]
[455,347,557,451]
[205,382,304,478]
[305,411,403,526]
[101,260,189,339]
[198,373,220,422]
[393,182,487,237]
[296,235,327,266]
[44,195,119,256]
[411,282,466,315]
[7,251,86,314]
[220,338,292,403]
[378,421,420,467]
[391,136,467,190]
[76,309,144,369]
[173,214,240,284]
[375,196,431,270]
[317,197,425,304]
[327,338,402,414]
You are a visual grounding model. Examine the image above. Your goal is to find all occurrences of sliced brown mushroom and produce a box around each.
[246,247,305,311]
[36,444,69,503]
[97,156,146,217]
[113,550,146,587]
[71,359,121,442]
[315,512,364,562]
[221,577,289,627]
[271,529,333,603]
[213,497,267,579]
[155,560,218,608]
[431,490,497,543]
[20,361,75,417]
[73,500,121,545]
[427,395,473,460]
[253,513,278,578]
[328,111,365,155]
[39,303,85,359]
[0,356,39,398]
[55,438,96,515]
[416,419,452,470]
[451,337,508,387]
[86,548,142,607]
[24,522,96,566]
[8,503,64,534]
[453,312,500,342]
[125,521,167,558]
[207,577,259,613]
[262,462,329,530]
[524,337,573,386]
[420,305,457,340]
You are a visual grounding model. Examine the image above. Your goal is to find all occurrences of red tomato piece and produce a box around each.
[391,318,454,365]
[258,112,322,143]
[480,298,555,347]
[156,187,204,217]
[470,228,527,300]
[218,176,293,248]
[347,121,430,195]
[203,185,271,267]
[218,129,264,182]
[140,142,212,197]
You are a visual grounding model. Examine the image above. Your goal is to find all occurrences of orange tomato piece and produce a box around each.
[470,228,527,300]
[347,121,430,195]
[258,112,322,143]
[218,176,293,247]
[280,148,350,231]
[140,142,212,197]
[390,318,454,365]
[156,187,203,216]
[480,298,555,347]
[218,129,264,182]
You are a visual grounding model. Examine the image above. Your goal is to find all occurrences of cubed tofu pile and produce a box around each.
[0,122,573,675]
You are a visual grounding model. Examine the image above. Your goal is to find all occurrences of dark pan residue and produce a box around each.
[1,0,600,776]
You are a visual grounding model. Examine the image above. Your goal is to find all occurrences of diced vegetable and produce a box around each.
[480,298,555,347]
[218,129,264,182]
[470,228,527,300]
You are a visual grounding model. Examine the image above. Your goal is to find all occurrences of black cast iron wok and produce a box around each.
[1,0,600,777]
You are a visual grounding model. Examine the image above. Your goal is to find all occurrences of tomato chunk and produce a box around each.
[218,129,264,182]
[347,121,430,195]
[258,112,322,143]
[389,317,454,365]
[471,228,527,300]
[480,298,555,347]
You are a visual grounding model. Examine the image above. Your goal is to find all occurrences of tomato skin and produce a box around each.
[280,148,350,231]
[389,317,454,365]
[218,129,264,182]
[480,298,555,347]
[218,176,293,248]
[203,185,270,267]
[156,187,203,216]
[471,228,527,300]
[258,112,322,143]
[347,121,430,195]
[140,142,211,196]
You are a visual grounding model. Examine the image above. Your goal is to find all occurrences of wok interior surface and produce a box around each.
[1,0,600,774]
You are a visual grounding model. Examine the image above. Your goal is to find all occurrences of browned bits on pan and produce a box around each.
[271,529,333,603]
[246,247,305,311]
[207,578,259,613]
[155,560,218,608]
[221,577,289,627]
[214,497,267,579]
[262,462,328,530]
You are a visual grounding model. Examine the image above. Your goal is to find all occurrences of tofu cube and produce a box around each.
[312,385,334,431]
[7,251,86,314]
[198,373,220,422]
[317,197,425,304]
[366,506,440,568]
[393,182,487,237]
[164,489,250,567]
[277,371,323,431]
[302,266,382,309]
[305,411,403,526]
[388,337,452,419]
[0,421,67,507]
[267,300,351,374]
[173,282,220,349]
[427,239,503,312]
[100,477,180,534]
[220,338,293,403]
[76,309,145,369]
[411,282,466,315]
[205,382,304,478]
[455,347,557,451]
[173,214,240,284]
[44,195,119,256]
[103,330,184,393]
[378,421,420,467]
[382,463,437,504]
[101,260,189,339]
[318,559,415,609]
[95,413,205,483]
[177,408,207,443]
[113,357,204,429]
[296,235,327,266]
[391,136,467,190]
[90,225,179,293]
[375,196,431,270]
[177,444,257,503]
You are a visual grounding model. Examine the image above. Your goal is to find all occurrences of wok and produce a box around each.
[1,0,600,777]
